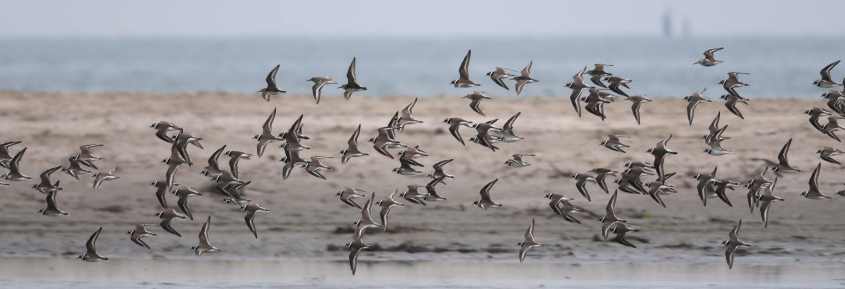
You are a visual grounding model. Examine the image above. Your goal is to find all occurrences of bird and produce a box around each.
[817,147,844,165]
[0,140,22,168]
[241,202,271,239]
[192,216,220,256]
[463,91,491,116]
[609,222,641,248]
[225,150,254,179]
[150,121,182,143]
[307,76,337,104]
[353,193,383,241]
[600,135,629,153]
[486,67,515,90]
[545,193,581,223]
[451,49,479,87]
[500,112,523,143]
[173,186,201,221]
[424,176,448,201]
[710,179,739,207]
[814,60,841,88]
[254,108,284,157]
[400,185,428,206]
[346,238,371,275]
[376,190,405,232]
[517,218,543,263]
[2,148,30,181]
[339,57,367,99]
[79,227,108,262]
[802,163,832,199]
[258,64,286,101]
[429,159,455,183]
[573,173,597,202]
[720,72,750,98]
[694,47,724,67]
[512,61,538,96]
[582,87,614,120]
[565,66,590,118]
[586,64,614,88]
[758,177,784,228]
[721,93,748,120]
[92,169,119,191]
[33,165,63,194]
[77,144,105,162]
[443,117,473,146]
[684,88,712,126]
[128,224,156,250]
[805,108,832,136]
[474,179,503,209]
[338,187,368,209]
[341,124,368,164]
[470,119,502,152]
[397,97,424,128]
[723,219,751,269]
[590,168,617,195]
[61,153,94,180]
[39,190,68,216]
[605,76,632,97]
[600,190,626,241]
[625,95,652,125]
[505,153,534,168]
[201,145,227,178]
[305,156,336,180]
[753,138,800,176]
[157,208,187,237]
[647,134,678,183]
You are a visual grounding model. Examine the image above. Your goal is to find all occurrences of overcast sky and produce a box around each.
[0,0,841,37]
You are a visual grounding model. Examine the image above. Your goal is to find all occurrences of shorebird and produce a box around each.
[573,173,597,202]
[802,163,832,199]
[33,165,62,194]
[353,193,383,241]
[2,148,30,181]
[710,179,739,207]
[486,67,515,90]
[721,93,748,119]
[684,88,712,126]
[39,190,67,216]
[505,153,534,168]
[172,132,204,166]
[429,159,455,183]
[512,61,538,96]
[625,95,652,124]
[346,238,371,275]
[694,166,718,206]
[443,117,473,146]
[474,178,503,209]
[565,67,590,118]
[745,168,773,213]
[150,121,182,143]
[720,72,750,98]
[340,57,367,99]
[805,107,831,136]
[817,146,844,165]
[308,76,337,104]
[758,177,784,228]
[376,190,405,231]
[517,218,543,263]
[240,201,271,238]
[397,97,424,128]
[338,188,368,209]
[193,216,220,255]
[369,127,402,159]
[225,150,254,179]
[128,224,156,250]
[254,108,284,157]
[79,227,108,262]
[600,190,626,241]
[78,144,105,162]
[822,116,845,141]
[201,145,227,178]
[0,140,21,168]
[600,134,629,153]
[500,112,523,143]
[582,87,613,120]
[305,156,336,180]
[157,208,187,237]
[258,64,286,101]
[451,50,480,87]
[590,168,617,194]
[645,181,675,208]
[586,64,614,88]
[463,91,491,116]
[609,222,640,248]
[92,169,119,191]
[61,153,94,180]
[647,134,677,182]
[174,186,201,221]
[400,185,428,206]
[752,138,800,176]
[723,219,751,269]
[545,193,581,223]
[341,124,368,164]
[471,119,502,152]
[694,47,724,67]
[425,176,448,201]
[605,75,632,97]
[814,60,841,88]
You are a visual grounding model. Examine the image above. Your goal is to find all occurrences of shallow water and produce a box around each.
[0,36,842,98]
[1,257,843,288]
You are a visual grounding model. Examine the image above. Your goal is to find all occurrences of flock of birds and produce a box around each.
[4,47,845,275]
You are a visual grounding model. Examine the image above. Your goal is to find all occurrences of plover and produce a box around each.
[474,178,503,209]
[517,218,543,263]
[694,47,724,67]
[192,216,220,255]
[340,57,367,99]
[451,50,480,87]
[258,64,286,101]
[79,227,108,262]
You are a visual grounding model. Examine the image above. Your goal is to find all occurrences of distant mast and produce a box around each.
[662,9,673,39]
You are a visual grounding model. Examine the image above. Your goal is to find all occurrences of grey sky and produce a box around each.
[0,0,840,37]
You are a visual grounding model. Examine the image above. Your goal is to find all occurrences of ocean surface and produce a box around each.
[0,36,842,98]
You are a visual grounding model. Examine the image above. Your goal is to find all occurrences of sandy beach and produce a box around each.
[0,91,844,288]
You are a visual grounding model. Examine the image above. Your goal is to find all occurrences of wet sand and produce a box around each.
[0,91,844,288]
